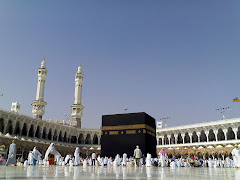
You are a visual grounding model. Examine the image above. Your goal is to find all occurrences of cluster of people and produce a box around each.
[3,140,240,169]
[154,153,239,168]
[151,146,240,168]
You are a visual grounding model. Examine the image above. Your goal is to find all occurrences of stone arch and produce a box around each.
[217,128,225,141]
[85,134,91,144]
[192,131,198,143]
[218,153,223,160]
[214,152,222,159]
[53,130,58,141]
[225,151,232,159]
[28,124,34,137]
[163,134,168,145]
[182,153,188,158]
[14,121,21,135]
[170,134,175,144]
[93,134,98,144]
[71,136,77,144]
[21,123,28,136]
[205,152,212,160]
[175,153,181,159]
[5,120,13,135]
[42,127,47,139]
[190,152,195,157]
[16,146,22,156]
[58,131,62,142]
[227,127,235,140]
[237,126,240,139]
[238,127,240,139]
[184,132,190,143]
[78,134,84,144]
[22,148,28,160]
[48,129,52,140]
[63,132,67,142]
[159,138,162,145]
[200,130,207,142]
[208,129,216,141]
[167,153,173,159]
[197,152,203,159]
[35,126,41,138]
[0,118,4,133]
[177,133,183,144]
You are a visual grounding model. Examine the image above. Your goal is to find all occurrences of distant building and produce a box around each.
[11,102,21,113]
[157,121,163,129]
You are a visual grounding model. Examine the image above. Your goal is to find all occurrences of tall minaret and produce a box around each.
[71,64,85,128]
[31,57,48,119]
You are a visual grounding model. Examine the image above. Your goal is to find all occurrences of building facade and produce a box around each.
[156,118,240,159]
[0,109,101,158]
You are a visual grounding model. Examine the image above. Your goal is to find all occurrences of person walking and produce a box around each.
[6,140,17,166]
[133,145,142,167]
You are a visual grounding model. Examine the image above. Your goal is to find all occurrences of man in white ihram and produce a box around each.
[134,145,142,167]
[232,145,240,168]
[92,152,96,166]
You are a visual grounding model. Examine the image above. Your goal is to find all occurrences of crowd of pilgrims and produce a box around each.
[2,140,240,168]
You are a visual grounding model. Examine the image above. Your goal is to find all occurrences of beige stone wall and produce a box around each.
[0,109,101,147]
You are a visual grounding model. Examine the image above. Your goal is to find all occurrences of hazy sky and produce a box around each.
[0,1,240,129]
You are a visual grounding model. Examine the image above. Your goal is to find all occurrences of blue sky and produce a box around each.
[0,1,239,129]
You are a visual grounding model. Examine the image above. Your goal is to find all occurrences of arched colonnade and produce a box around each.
[0,116,101,146]
[157,126,240,145]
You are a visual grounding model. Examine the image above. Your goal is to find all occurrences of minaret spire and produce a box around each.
[31,57,48,119]
[78,63,81,73]
[71,63,85,128]
[41,56,46,68]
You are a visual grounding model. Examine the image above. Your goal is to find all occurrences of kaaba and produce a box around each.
[101,112,157,157]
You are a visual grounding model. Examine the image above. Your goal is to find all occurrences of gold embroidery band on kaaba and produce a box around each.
[109,131,119,135]
[101,124,156,133]
[126,130,136,134]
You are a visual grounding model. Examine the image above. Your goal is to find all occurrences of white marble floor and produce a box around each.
[0,166,239,180]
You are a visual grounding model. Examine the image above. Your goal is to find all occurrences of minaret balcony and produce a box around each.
[31,100,47,106]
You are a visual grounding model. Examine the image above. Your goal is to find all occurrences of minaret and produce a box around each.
[71,64,85,128]
[31,57,48,119]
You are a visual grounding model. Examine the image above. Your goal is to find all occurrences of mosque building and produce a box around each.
[156,118,240,159]
[1,57,240,160]
[0,58,101,159]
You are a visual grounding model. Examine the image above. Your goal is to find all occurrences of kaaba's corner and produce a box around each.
[101,112,157,157]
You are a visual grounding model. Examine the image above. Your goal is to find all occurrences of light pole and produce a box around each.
[64,114,70,120]
[63,114,71,125]
[216,107,231,120]
[159,117,170,128]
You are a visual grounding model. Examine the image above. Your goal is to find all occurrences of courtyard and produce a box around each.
[0,166,239,180]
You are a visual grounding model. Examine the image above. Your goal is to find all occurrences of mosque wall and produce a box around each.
[0,109,101,158]
[156,118,240,158]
